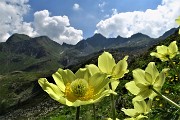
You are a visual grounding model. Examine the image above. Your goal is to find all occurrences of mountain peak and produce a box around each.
[130,33,150,39]
[6,33,31,44]
[92,33,106,39]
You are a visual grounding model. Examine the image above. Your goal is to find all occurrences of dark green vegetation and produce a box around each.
[0,28,179,120]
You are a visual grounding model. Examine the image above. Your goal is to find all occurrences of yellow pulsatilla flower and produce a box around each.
[38,68,115,107]
[150,41,179,61]
[175,16,180,34]
[86,51,128,90]
[121,100,152,120]
[125,62,167,101]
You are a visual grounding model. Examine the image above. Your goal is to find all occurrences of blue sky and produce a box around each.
[0,0,180,44]
[26,0,161,38]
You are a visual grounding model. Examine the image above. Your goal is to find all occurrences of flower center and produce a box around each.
[65,79,94,102]
[70,79,88,97]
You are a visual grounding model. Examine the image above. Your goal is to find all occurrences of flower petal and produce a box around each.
[136,114,148,119]
[154,69,166,88]
[110,79,120,91]
[150,52,168,61]
[65,99,94,107]
[133,89,152,101]
[156,45,168,55]
[175,16,180,25]
[168,41,178,58]
[134,100,146,113]
[89,73,110,94]
[98,52,116,74]
[52,72,65,92]
[112,56,129,79]
[57,68,76,85]
[146,99,152,114]
[125,81,140,95]
[121,108,137,117]
[38,78,66,104]
[145,62,159,84]
[93,89,116,103]
[85,64,100,76]
[75,68,90,80]
[133,69,148,86]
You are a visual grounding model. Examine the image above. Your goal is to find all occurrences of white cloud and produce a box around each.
[95,0,180,38]
[73,3,80,11]
[98,2,107,12]
[0,1,83,45]
[0,0,30,42]
[112,8,118,15]
[98,2,106,8]
[33,10,83,45]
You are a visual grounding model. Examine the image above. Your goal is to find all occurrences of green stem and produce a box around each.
[168,58,180,81]
[109,83,116,120]
[151,87,180,109]
[76,106,80,120]
[93,104,96,120]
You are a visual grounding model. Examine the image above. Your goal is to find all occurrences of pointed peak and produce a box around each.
[92,33,106,38]
[6,33,31,44]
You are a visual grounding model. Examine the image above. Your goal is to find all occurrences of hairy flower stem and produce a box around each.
[76,106,80,120]
[151,87,180,109]
[93,104,96,120]
[168,58,180,81]
[109,83,116,120]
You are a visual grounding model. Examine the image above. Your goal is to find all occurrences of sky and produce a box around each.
[0,0,180,45]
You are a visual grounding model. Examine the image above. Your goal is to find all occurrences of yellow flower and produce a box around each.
[38,68,115,107]
[86,51,129,91]
[165,90,169,94]
[125,62,167,101]
[121,100,152,120]
[159,103,163,107]
[150,41,179,61]
[175,16,180,34]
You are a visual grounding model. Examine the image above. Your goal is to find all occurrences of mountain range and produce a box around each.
[0,28,177,74]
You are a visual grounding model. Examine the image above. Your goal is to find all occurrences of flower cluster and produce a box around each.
[121,41,179,120]
[38,51,128,107]
[150,41,178,61]
[38,39,179,119]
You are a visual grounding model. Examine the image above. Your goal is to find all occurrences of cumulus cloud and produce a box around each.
[0,1,83,45]
[33,10,83,45]
[73,3,80,11]
[95,0,180,38]
[0,0,31,42]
